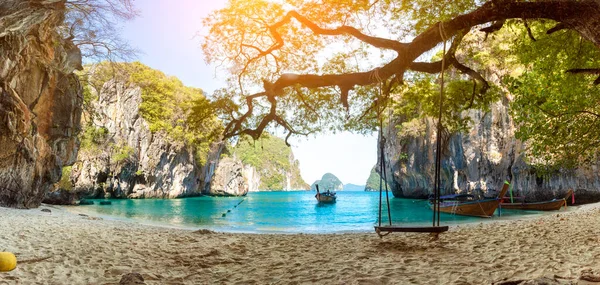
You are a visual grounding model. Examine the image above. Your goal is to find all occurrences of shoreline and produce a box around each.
[64,200,565,235]
[64,192,568,235]
[1,203,600,284]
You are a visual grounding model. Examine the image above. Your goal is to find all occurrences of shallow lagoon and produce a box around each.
[77,191,544,233]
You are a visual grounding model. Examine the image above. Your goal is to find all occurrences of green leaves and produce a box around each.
[203,0,600,170]
[57,166,73,191]
[507,22,600,168]
[393,70,500,141]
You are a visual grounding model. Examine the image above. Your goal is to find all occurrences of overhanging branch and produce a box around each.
[223,0,600,140]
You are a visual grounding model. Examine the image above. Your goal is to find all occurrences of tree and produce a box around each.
[506,21,600,168]
[202,0,600,164]
[63,0,139,61]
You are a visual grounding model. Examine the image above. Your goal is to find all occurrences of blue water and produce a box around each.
[78,191,543,233]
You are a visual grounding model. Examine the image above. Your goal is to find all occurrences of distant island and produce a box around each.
[310,173,369,191]
[310,173,344,191]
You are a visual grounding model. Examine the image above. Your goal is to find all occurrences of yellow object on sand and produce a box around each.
[0,252,17,272]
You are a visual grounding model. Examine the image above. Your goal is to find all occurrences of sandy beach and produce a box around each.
[1,204,600,285]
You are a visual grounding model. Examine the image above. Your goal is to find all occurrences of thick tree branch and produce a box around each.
[479,19,505,39]
[547,23,568,34]
[409,32,490,98]
[567,68,600,85]
[280,11,407,52]
[268,1,598,94]
[567,68,600,75]
[225,0,600,139]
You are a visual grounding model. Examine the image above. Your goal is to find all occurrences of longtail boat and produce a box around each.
[499,189,573,211]
[431,182,510,218]
[315,185,336,203]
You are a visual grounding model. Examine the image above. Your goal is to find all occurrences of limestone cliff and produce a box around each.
[71,74,221,198]
[0,0,83,208]
[382,100,600,203]
[208,157,249,196]
[365,166,390,192]
[232,134,309,191]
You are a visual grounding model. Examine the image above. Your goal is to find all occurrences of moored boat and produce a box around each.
[500,189,573,211]
[315,185,336,203]
[431,182,510,218]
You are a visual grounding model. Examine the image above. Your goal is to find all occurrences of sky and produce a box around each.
[120,1,377,185]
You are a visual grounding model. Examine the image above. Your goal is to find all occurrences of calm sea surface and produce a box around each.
[79,191,543,233]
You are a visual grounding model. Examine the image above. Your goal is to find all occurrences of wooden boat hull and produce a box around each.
[316,194,336,203]
[433,199,500,218]
[500,199,566,211]
[500,190,572,211]
[430,182,511,218]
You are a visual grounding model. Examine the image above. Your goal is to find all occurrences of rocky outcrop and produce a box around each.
[383,100,600,202]
[365,166,390,192]
[0,0,83,208]
[43,188,78,205]
[209,157,249,196]
[233,134,309,191]
[119,273,146,285]
[70,80,219,199]
[242,159,307,191]
[243,165,260,192]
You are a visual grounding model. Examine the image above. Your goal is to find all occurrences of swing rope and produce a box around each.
[374,22,449,237]
[375,68,392,228]
[433,22,448,227]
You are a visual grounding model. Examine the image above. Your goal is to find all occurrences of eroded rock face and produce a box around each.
[0,0,83,208]
[243,165,260,192]
[209,157,249,196]
[383,101,600,202]
[70,81,220,199]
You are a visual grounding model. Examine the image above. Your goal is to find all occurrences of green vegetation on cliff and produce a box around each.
[79,125,108,154]
[233,134,308,190]
[343,184,365,191]
[78,62,222,165]
[365,167,390,192]
[57,166,73,191]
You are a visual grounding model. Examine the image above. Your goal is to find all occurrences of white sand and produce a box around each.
[1,203,600,284]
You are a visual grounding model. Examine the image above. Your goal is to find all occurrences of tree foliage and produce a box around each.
[203,0,600,166]
[505,21,600,168]
[57,166,74,191]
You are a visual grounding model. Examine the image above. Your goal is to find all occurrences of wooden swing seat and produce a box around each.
[375,225,449,234]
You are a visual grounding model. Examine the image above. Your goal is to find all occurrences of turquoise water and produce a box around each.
[79,191,543,233]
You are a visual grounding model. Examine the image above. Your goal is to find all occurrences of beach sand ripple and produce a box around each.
[1,204,600,284]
